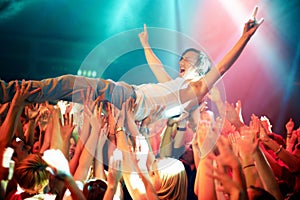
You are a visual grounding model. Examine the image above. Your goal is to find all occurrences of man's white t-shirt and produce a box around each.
[134,77,197,121]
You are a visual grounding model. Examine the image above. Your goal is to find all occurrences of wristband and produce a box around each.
[243,164,255,169]
[115,127,126,134]
[177,127,187,132]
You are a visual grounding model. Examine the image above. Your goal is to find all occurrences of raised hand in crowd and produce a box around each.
[69,88,97,174]
[39,102,53,154]
[194,117,217,199]
[207,86,225,116]
[285,118,298,153]
[60,107,76,159]
[138,24,171,83]
[236,125,263,189]
[225,101,245,130]
[260,121,300,174]
[206,137,248,200]
[73,101,106,182]
[253,123,283,200]
[212,135,246,191]
[103,149,123,200]
[0,80,40,148]
[43,149,86,200]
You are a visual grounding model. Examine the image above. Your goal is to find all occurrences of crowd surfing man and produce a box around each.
[0,7,263,122]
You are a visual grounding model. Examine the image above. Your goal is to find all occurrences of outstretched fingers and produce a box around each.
[252,6,258,20]
[250,6,264,27]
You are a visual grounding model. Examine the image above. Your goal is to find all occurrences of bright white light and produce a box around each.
[92,70,97,77]
[87,70,92,77]
[218,0,248,25]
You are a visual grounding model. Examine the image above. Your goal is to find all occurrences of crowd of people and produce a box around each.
[1,6,299,200]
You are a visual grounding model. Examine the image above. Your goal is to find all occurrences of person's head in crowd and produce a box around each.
[148,157,187,200]
[13,153,50,195]
[83,179,107,200]
[10,137,31,162]
[69,136,77,160]
[179,48,211,79]
[179,144,194,167]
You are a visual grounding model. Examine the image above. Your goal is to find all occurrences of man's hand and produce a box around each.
[139,24,149,48]
[243,6,264,37]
